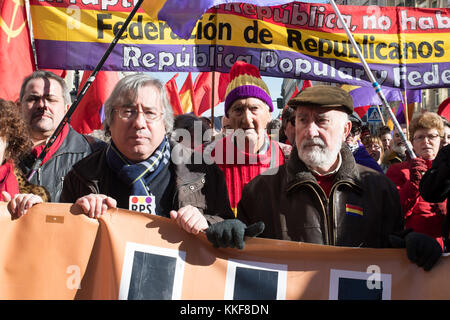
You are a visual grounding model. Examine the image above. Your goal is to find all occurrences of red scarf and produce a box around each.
[0,161,19,201]
[32,124,69,165]
[211,134,285,213]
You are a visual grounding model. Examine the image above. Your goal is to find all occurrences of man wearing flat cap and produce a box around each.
[206,85,443,271]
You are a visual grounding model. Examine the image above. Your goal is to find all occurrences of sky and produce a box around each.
[151,72,284,119]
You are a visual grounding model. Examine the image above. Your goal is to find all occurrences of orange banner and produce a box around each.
[0,202,449,300]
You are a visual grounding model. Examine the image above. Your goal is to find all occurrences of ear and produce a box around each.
[343,119,352,142]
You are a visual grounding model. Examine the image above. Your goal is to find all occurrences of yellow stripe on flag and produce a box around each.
[347,208,363,216]
[141,0,166,20]
[180,89,193,114]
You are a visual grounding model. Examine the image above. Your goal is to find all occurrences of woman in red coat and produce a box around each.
[386,112,447,249]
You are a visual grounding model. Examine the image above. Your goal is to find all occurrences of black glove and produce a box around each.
[206,219,265,250]
[389,231,442,271]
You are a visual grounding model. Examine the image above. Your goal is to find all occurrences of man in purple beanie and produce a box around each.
[204,60,287,215]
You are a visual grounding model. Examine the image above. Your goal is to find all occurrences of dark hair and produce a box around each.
[281,106,295,128]
[19,70,70,105]
[172,114,211,145]
[0,99,32,163]
[377,125,392,136]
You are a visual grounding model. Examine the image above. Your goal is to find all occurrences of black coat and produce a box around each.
[420,144,450,249]
[59,141,234,224]
[237,146,404,248]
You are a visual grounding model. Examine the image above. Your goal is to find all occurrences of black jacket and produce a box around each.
[237,146,404,248]
[420,144,450,249]
[19,126,105,202]
[59,142,234,224]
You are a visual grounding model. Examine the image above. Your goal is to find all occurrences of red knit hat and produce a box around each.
[224,61,273,115]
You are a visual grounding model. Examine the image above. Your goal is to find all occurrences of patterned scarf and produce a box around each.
[106,136,171,196]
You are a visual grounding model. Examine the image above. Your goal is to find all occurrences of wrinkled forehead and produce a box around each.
[115,85,161,109]
[229,97,269,110]
[24,77,63,96]
[295,105,346,117]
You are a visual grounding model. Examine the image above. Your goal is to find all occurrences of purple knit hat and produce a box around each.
[224,61,273,115]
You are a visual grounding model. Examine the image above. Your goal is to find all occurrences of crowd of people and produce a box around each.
[1,60,449,275]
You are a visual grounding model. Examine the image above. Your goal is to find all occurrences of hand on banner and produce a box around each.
[206,219,265,250]
[389,230,442,271]
[75,194,117,218]
[2,192,44,218]
[170,205,208,235]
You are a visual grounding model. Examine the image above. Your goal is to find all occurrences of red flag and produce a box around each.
[354,105,371,119]
[193,72,230,116]
[179,72,196,114]
[0,0,35,101]
[165,73,183,116]
[301,80,313,90]
[282,79,311,110]
[70,70,119,134]
[438,97,450,121]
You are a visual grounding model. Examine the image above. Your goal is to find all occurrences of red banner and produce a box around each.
[0,0,35,101]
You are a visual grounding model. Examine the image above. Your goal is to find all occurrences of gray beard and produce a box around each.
[299,137,342,171]
[392,143,406,156]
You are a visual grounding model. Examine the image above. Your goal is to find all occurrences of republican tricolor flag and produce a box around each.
[345,204,363,217]
[141,0,330,39]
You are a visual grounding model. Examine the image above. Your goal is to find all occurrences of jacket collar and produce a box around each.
[286,145,362,191]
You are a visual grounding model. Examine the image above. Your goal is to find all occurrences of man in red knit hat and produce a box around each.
[204,60,286,216]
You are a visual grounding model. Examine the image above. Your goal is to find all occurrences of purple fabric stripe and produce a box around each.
[34,39,450,90]
[225,85,273,114]
[349,87,422,108]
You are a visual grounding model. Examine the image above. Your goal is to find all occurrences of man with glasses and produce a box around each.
[345,111,383,173]
[18,70,105,202]
[204,61,286,215]
[60,73,234,235]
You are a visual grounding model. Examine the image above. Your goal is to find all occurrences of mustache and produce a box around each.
[300,137,326,149]
[32,110,52,119]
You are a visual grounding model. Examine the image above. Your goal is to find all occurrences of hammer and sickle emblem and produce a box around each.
[0,0,26,43]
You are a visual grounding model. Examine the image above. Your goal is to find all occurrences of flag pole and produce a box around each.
[329,0,415,159]
[24,0,38,69]
[211,71,215,131]
[27,0,145,181]
[403,90,410,140]
[375,105,386,126]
